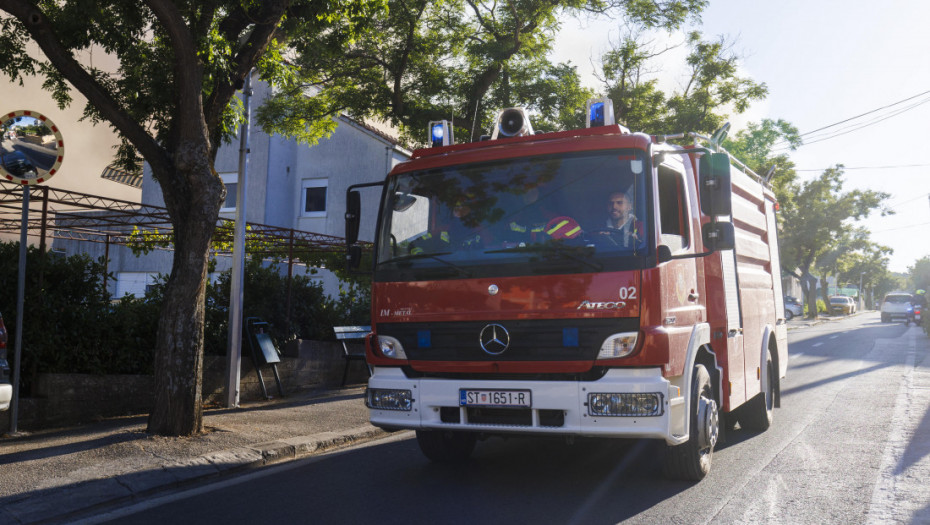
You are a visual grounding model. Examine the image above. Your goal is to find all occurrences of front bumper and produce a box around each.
[0,383,12,411]
[367,367,686,444]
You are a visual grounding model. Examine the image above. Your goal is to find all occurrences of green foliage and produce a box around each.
[203,256,370,356]
[599,30,767,135]
[908,256,930,293]
[0,242,155,391]
[0,242,369,390]
[264,0,707,146]
[722,119,801,204]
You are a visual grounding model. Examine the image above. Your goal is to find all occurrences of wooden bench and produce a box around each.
[334,325,372,386]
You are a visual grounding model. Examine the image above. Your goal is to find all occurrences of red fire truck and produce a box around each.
[345,99,788,480]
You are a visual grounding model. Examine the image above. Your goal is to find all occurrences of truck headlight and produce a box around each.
[588,393,663,417]
[377,335,407,359]
[367,388,413,411]
[597,332,638,359]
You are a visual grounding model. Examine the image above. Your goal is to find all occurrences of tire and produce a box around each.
[416,430,477,463]
[663,364,718,481]
[740,348,774,432]
[785,310,794,321]
[881,314,889,323]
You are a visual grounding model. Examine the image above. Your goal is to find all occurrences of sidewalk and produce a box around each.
[0,385,388,524]
[787,309,867,329]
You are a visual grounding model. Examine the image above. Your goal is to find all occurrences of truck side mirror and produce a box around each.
[699,153,732,217]
[345,190,361,245]
[703,221,735,251]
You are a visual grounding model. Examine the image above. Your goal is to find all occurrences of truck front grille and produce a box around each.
[437,406,566,428]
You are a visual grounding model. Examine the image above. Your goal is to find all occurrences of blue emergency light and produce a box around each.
[429,120,452,147]
[585,97,615,128]
[590,103,604,126]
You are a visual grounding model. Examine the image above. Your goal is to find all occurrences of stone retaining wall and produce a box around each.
[0,339,368,433]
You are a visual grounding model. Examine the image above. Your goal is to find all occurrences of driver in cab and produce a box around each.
[594,190,642,249]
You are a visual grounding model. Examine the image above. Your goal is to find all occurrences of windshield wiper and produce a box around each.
[387,251,472,277]
[485,244,603,272]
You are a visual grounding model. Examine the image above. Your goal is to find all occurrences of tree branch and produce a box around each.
[0,0,171,174]
[145,0,206,147]
[203,1,290,134]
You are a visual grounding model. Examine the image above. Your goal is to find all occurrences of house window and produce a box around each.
[302,179,328,217]
[220,172,238,211]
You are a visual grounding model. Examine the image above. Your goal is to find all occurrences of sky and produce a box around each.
[553,0,930,274]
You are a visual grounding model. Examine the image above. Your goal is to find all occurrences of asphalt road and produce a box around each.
[90,312,930,525]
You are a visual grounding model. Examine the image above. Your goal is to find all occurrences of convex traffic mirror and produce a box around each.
[0,110,65,185]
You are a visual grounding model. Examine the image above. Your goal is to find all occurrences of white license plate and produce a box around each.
[460,389,531,408]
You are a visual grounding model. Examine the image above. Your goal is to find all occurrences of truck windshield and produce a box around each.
[376,150,650,279]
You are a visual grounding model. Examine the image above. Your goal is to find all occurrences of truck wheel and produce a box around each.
[416,430,477,463]
[663,364,718,481]
[740,348,774,431]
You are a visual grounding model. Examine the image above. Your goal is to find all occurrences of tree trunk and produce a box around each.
[802,272,818,319]
[146,145,224,436]
[147,240,210,435]
[820,276,830,313]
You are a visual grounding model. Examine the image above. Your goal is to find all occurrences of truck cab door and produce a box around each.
[655,161,704,369]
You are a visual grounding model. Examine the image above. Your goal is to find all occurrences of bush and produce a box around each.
[203,256,370,355]
[0,242,370,389]
[801,299,828,316]
[0,242,155,391]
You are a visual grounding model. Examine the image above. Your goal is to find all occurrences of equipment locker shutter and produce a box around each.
[721,244,742,332]
[765,200,785,317]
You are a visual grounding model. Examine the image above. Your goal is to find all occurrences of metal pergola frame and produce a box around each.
[0,180,353,312]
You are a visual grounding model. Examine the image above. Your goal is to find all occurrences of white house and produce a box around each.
[54,78,409,298]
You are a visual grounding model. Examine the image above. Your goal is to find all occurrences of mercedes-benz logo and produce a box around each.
[479,323,510,355]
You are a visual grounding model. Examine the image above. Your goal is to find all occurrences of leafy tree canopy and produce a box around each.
[257,0,708,146]
[598,28,767,135]
[0,0,384,436]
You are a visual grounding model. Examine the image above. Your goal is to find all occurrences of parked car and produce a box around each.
[881,292,915,324]
[784,296,803,320]
[0,150,38,178]
[0,312,11,411]
[829,296,855,315]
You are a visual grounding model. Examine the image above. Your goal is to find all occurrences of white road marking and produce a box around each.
[812,343,823,347]
[868,328,928,524]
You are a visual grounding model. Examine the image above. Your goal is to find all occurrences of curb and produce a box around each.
[3,426,389,525]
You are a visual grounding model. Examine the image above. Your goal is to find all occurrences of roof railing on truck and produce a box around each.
[658,129,768,187]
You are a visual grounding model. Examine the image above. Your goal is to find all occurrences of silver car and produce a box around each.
[784,296,803,320]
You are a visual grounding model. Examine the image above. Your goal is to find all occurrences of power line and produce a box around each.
[773,89,930,151]
[885,192,930,209]
[795,88,930,139]
[790,97,930,148]
[795,163,930,172]
[869,220,930,234]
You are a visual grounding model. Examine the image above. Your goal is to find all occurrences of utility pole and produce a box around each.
[225,70,254,408]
